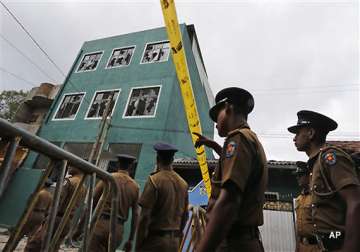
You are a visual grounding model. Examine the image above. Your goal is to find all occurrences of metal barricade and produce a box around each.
[0,118,119,252]
[179,205,207,252]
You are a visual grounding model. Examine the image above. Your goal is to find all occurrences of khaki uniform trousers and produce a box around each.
[89,218,123,252]
[21,211,45,237]
[216,237,264,252]
[298,242,321,252]
[24,216,70,252]
[137,233,180,252]
[298,242,343,252]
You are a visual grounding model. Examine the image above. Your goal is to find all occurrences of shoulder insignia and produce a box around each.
[225,141,237,158]
[150,168,159,175]
[323,151,336,166]
[63,178,70,185]
[148,175,158,190]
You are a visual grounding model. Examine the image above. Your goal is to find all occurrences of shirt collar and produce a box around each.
[302,187,310,195]
[227,121,250,138]
[117,170,129,175]
[307,150,320,169]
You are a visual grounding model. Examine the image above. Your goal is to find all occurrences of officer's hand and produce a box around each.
[72,230,82,242]
[123,240,132,252]
[193,132,212,148]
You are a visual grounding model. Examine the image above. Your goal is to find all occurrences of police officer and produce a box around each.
[17,179,53,245]
[293,161,318,252]
[136,142,188,252]
[89,154,139,252]
[25,166,86,252]
[195,87,267,252]
[288,110,360,251]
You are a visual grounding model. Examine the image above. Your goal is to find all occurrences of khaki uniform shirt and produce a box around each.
[94,170,139,220]
[34,188,52,214]
[25,174,86,252]
[58,174,86,217]
[139,170,188,231]
[23,188,53,236]
[309,147,360,233]
[207,123,267,228]
[295,191,314,237]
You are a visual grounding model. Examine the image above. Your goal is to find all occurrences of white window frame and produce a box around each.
[140,40,171,64]
[265,191,280,201]
[84,88,121,120]
[105,45,136,69]
[75,50,104,73]
[52,92,86,121]
[122,85,162,119]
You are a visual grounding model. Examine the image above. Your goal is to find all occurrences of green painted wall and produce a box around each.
[21,24,214,250]
[31,24,214,187]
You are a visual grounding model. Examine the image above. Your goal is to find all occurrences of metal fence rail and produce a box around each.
[179,205,207,252]
[0,118,119,252]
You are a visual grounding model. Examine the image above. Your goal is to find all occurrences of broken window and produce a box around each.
[265,192,280,202]
[76,51,103,72]
[53,93,84,120]
[106,46,135,68]
[123,86,161,118]
[86,89,120,119]
[141,41,170,64]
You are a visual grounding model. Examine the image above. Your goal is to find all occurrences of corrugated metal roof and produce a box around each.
[327,141,360,153]
[174,158,297,169]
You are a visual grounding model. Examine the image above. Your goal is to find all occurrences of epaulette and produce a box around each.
[150,170,159,176]
[315,145,355,197]
[63,177,71,186]
[148,174,158,190]
[227,128,244,138]
[320,146,352,167]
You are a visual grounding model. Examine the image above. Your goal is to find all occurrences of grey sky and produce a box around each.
[0,0,359,161]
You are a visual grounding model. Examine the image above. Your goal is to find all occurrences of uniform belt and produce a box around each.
[320,236,344,251]
[100,213,125,225]
[322,241,343,251]
[228,226,260,240]
[151,230,182,237]
[33,208,47,213]
[299,236,318,245]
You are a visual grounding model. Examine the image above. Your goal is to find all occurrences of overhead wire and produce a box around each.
[0,66,37,88]
[2,0,359,99]
[258,134,360,140]
[1,0,358,133]
[0,1,66,78]
[0,0,93,106]
[251,83,359,93]
[109,123,214,135]
[0,33,58,83]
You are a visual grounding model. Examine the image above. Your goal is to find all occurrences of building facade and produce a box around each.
[23,24,214,187]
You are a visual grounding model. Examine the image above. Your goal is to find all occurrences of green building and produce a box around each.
[24,24,214,187]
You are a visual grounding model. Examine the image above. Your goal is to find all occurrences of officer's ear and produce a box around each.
[307,127,316,140]
[225,102,234,115]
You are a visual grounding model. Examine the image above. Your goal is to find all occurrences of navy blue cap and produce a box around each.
[45,178,54,187]
[116,154,136,162]
[153,142,178,153]
[209,87,254,122]
[288,110,337,134]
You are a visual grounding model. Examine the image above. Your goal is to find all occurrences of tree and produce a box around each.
[0,90,28,121]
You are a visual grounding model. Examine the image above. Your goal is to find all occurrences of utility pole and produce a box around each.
[82,92,115,252]
[66,92,115,251]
